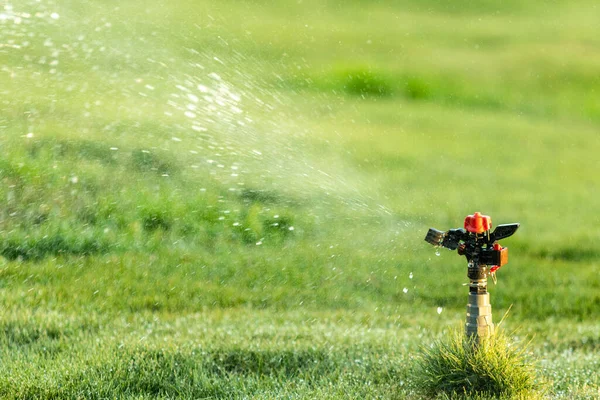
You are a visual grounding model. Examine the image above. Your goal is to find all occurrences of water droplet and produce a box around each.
[403,288,408,294]
[435,249,441,256]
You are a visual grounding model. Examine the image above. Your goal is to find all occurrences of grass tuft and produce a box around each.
[413,329,543,399]
[0,233,111,261]
[131,149,179,176]
[140,209,173,232]
[208,348,334,377]
[341,68,393,97]
[404,76,432,100]
[240,188,281,204]
[27,138,117,165]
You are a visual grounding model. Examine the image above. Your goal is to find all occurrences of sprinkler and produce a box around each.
[424,212,519,341]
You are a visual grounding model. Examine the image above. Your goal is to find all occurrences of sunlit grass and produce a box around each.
[413,329,543,398]
[0,0,599,398]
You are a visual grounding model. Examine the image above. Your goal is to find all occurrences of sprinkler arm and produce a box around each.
[425,224,520,251]
[424,228,466,250]
[489,224,520,241]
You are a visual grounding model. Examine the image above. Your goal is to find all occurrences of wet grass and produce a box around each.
[26,138,118,166]
[0,308,415,398]
[130,149,180,176]
[339,68,394,97]
[413,329,542,398]
[0,310,595,399]
[0,234,109,261]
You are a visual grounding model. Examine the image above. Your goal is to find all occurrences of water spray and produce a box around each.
[425,212,519,342]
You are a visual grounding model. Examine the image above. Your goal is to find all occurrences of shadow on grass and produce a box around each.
[27,138,117,165]
[239,188,281,204]
[534,246,600,262]
[0,315,100,361]
[130,149,179,176]
[82,347,333,398]
[560,336,600,352]
[0,234,112,261]
[0,343,407,398]
[341,68,394,97]
[0,321,64,346]
[207,348,335,377]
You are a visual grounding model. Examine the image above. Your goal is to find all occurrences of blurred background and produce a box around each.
[0,0,599,398]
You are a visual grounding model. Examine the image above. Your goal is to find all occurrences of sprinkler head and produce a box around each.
[424,213,519,269]
[424,212,520,341]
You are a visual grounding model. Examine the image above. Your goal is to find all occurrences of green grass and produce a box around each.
[413,329,542,398]
[1,0,599,398]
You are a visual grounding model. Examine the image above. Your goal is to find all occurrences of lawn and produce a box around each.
[0,0,599,398]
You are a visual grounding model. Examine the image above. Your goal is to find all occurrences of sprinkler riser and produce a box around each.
[465,291,494,339]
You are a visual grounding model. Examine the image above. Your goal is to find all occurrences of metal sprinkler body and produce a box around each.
[424,212,519,341]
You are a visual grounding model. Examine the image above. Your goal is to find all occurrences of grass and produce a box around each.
[1,0,599,398]
[413,329,542,398]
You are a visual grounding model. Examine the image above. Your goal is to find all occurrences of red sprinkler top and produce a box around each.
[464,212,492,234]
